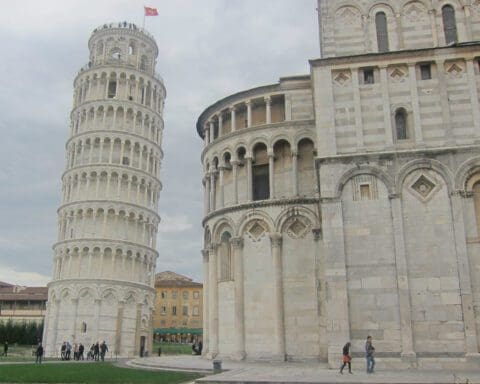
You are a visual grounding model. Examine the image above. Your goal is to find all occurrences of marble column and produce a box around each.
[292,151,298,196]
[232,161,239,204]
[218,166,225,208]
[389,194,415,358]
[208,244,219,358]
[246,156,253,201]
[231,237,245,360]
[202,249,210,355]
[230,107,236,132]
[270,232,286,360]
[246,101,252,127]
[268,153,275,199]
[265,96,272,124]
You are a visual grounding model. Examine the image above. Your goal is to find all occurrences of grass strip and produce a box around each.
[0,362,202,383]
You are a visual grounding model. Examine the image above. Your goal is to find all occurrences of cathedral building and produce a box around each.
[43,22,165,357]
[197,0,480,369]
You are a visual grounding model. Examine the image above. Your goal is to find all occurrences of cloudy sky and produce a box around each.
[0,0,319,286]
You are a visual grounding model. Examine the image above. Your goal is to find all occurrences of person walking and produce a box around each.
[60,342,66,360]
[365,336,375,374]
[94,342,100,361]
[3,341,8,356]
[100,341,108,361]
[339,342,352,374]
[35,343,44,364]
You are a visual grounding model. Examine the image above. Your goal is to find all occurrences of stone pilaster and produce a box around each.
[270,232,286,361]
[208,244,219,358]
[231,237,245,360]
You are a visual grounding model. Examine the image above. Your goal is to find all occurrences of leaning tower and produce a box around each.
[43,22,165,357]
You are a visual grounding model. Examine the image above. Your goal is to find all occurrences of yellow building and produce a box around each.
[153,272,202,342]
[0,282,48,324]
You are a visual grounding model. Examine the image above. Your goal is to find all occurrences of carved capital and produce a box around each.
[209,243,219,253]
[201,249,209,260]
[312,228,322,241]
[230,237,244,249]
[269,232,283,248]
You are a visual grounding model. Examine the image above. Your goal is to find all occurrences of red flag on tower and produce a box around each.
[144,6,158,16]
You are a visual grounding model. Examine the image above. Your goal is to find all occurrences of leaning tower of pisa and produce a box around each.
[43,22,165,357]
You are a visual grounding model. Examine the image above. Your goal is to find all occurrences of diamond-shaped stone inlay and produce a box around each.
[337,7,360,24]
[447,63,463,77]
[403,3,427,23]
[289,219,307,238]
[411,175,436,198]
[334,72,350,86]
[248,221,266,241]
[390,68,406,82]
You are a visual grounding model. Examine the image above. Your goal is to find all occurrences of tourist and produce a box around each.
[100,341,108,361]
[3,341,8,356]
[60,342,66,360]
[339,342,352,374]
[365,336,375,374]
[94,342,100,361]
[35,343,44,364]
[73,343,78,360]
[78,343,84,360]
[87,344,95,360]
[65,341,72,360]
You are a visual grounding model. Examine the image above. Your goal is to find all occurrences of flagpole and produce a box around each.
[143,6,146,29]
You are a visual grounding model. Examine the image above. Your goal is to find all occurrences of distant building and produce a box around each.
[0,282,48,324]
[153,272,203,342]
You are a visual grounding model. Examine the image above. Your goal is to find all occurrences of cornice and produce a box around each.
[316,144,480,165]
[57,199,160,221]
[66,128,164,156]
[48,278,155,294]
[62,163,162,188]
[202,197,319,226]
[70,99,164,125]
[52,238,159,256]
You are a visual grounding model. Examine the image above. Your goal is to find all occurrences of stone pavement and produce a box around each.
[127,356,480,383]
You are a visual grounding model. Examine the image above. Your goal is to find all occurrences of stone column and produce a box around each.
[232,161,239,204]
[429,9,439,46]
[115,301,124,355]
[466,59,480,140]
[93,298,101,344]
[292,151,298,196]
[134,303,142,356]
[389,194,416,359]
[49,299,60,356]
[208,244,219,358]
[204,127,209,147]
[209,121,215,143]
[218,114,223,137]
[408,63,424,144]
[246,156,253,201]
[218,166,225,208]
[246,100,252,128]
[265,96,272,124]
[379,65,394,146]
[436,59,453,143]
[464,5,473,42]
[270,233,286,360]
[71,298,79,342]
[268,152,275,199]
[202,250,210,355]
[451,192,479,355]
[351,69,364,149]
[231,237,246,360]
[230,107,236,132]
[209,172,216,212]
[321,198,350,367]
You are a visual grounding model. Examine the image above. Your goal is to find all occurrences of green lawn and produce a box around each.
[152,341,193,355]
[0,362,202,383]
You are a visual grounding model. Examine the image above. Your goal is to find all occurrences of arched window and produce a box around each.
[474,181,480,236]
[375,12,389,52]
[252,143,269,201]
[219,232,232,281]
[442,5,458,45]
[395,108,408,140]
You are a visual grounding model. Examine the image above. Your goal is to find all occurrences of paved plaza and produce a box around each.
[127,355,480,383]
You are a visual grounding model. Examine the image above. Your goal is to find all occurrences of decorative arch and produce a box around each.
[454,157,480,191]
[211,218,236,244]
[237,211,274,239]
[396,158,454,194]
[275,206,318,236]
[335,166,395,198]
